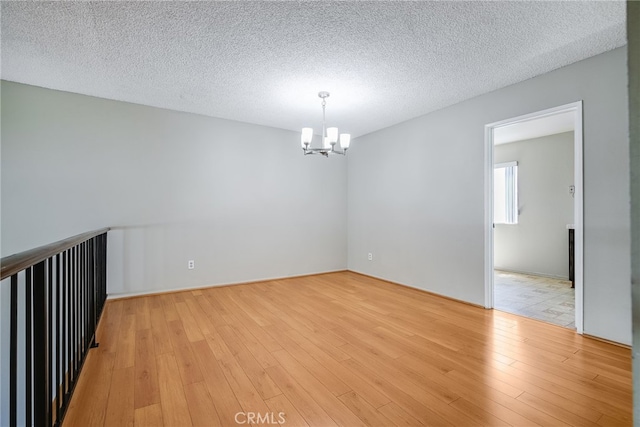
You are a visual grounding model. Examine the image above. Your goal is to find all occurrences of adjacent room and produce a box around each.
[492,112,577,329]
[1,2,635,426]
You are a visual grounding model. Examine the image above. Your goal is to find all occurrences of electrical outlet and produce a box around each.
[368,253,373,261]
[188,260,195,270]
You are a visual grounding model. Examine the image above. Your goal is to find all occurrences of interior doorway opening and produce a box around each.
[484,102,584,333]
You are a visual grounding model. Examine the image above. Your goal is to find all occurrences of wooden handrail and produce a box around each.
[1,227,110,280]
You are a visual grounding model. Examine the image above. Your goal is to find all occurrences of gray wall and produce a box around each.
[627,1,639,421]
[1,81,348,296]
[494,132,574,279]
[348,47,631,345]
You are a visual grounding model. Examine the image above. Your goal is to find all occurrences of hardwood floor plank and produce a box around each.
[227,321,281,369]
[149,306,173,356]
[135,297,151,331]
[329,312,405,359]
[207,329,273,417]
[264,393,310,427]
[134,403,163,427]
[593,372,634,392]
[191,339,245,427]
[167,319,204,385]
[453,394,541,427]
[566,349,632,378]
[114,314,136,369]
[63,350,115,427]
[337,391,394,426]
[264,325,351,397]
[598,413,633,427]
[183,381,223,427]
[447,375,574,427]
[134,328,160,409]
[203,288,238,324]
[444,368,523,400]
[339,342,460,405]
[511,358,598,383]
[376,402,424,426]
[494,361,631,419]
[97,299,123,354]
[216,324,283,400]
[516,392,601,427]
[105,367,135,427]
[451,361,604,422]
[159,294,179,322]
[157,352,193,426]
[448,397,511,427]
[270,349,365,426]
[511,359,632,404]
[283,320,351,362]
[122,298,137,316]
[175,300,206,342]
[283,328,390,409]
[373,327,456,374]
[340,357,456,426]
[221,286,270,327]
[264,364,338,426]
[194,289,228,327]
[212,290,283,352]
[396,356,539,426]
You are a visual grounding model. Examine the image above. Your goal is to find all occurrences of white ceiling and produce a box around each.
[1,1,626,138]
[494,111,575,145]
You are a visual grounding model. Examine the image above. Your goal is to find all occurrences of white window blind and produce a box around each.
[494,161,518,224]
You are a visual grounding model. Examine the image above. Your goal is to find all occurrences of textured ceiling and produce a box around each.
[1,1,626,138]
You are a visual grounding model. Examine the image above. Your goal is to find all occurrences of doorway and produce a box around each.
[484,102,584,333]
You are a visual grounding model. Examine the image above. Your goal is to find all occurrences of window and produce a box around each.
[494,161,518,224]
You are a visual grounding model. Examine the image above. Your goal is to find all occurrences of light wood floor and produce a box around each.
[63,271,632,426]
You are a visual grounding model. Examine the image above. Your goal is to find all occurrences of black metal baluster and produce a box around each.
[82,242,86,352]
[96,236,101,316]
[10,274,18,427]
[79,243,83,353]
[74,246,79,379]
[33,260,49,427]
[97,235,102,314]
[103,233,108,312]
[48,258,54,427]
[65,250,71,405]
[26,267,32,427]
[84,242,88,349]
[90,238,96,347]
[70,247,76,382]
[56,254,62,426]
[77,245,81,373]
[82,242,87,350]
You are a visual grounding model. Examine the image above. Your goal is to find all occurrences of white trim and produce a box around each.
[484,124,494,309]
[573,102,584,334]
[494,161,518,168]
[106,269,347,299]
[484,101,584,335]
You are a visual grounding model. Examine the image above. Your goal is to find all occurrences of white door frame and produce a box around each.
[483,101,584,334]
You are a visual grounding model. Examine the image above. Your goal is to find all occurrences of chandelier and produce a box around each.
[301,91,351,157]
